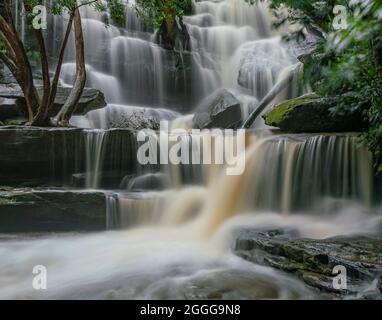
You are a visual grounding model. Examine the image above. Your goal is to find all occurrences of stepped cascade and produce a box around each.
[0,0,381,300]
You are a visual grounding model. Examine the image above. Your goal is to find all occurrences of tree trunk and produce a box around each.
[20,1,51,125]
[48,13,75,110]
[0,16,40,121]
[53,9,86,125]
[31,31,51,125]
[58,8,86,122]
[242,63,302,129]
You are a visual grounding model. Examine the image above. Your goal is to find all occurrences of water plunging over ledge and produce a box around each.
[1,0,381,299]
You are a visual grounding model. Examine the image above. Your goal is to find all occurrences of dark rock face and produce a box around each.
[0,188,106,232]
[234,228,382,298]
[193,89,242,129]
[264,93,366,133]
[157,17,191,51]
[0,84,107,117]
[0,126,84,186]
[0,98,23,121]
[0,127,139,187]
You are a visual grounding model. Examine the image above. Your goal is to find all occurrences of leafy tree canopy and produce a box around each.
[269,0,382,173]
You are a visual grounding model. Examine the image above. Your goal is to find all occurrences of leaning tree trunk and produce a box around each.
[242,63,302,129]
[53,8,86,125]
[48,13,75,109]
[0,14,40,121]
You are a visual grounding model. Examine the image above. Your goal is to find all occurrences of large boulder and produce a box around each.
[234,228,382,298]
[0,84,107,117]
[0,188,106,232]
[193,89,242,129]
[264,93,366,133]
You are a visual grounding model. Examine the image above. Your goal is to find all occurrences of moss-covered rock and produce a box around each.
[0,188,106,232]
[264,93,366,133]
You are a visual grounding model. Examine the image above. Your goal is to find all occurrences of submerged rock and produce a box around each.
[263,93,366,133]
[0,188,106,232]
[0,84,107,117]
[234,228,382,297]
[193,89,242,129]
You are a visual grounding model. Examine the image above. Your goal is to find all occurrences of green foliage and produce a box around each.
[50,0,78,15]
[0,40,6,55]
[269,0,347,34]
[107,0,125,26]
[271,0,382,173]
[137,0,192,29]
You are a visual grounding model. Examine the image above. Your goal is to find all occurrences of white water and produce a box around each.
[2,0,381,300]
[1,130,381,299]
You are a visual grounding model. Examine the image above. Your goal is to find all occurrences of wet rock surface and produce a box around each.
[234,228,382,298]
[0,84,107,117]
[100,106,179,130]
[0,126,84,186]
[193,89,242,129]
[0,187,106,232]
[0,127,138,187]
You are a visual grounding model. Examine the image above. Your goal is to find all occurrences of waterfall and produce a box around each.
[99,131,375,231]
[2,0,382,300]
[197,133,374,235]
[9,0,301,115]
[85,130,108,189]
[106,192,166,229]
[33,0,376,234]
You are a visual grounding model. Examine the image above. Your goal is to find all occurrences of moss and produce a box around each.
[265,94,319,126]
[264,93,365,133]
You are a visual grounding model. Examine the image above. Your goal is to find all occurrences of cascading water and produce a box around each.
[84,130,107,189]
[1,0,381,300]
